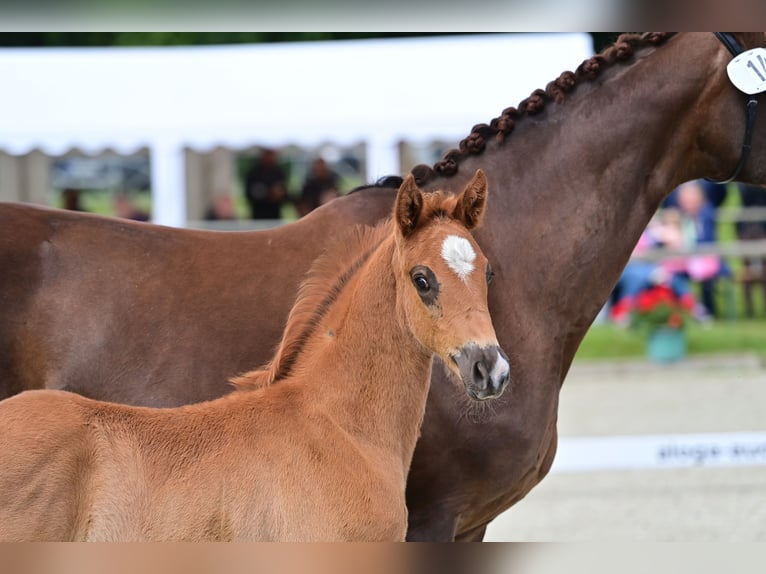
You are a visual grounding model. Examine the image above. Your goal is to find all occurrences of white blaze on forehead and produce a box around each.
[441,235,476,281]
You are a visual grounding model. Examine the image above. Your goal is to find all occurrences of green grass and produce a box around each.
[577,320,766,361]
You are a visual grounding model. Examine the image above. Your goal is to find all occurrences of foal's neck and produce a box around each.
[294,236,433,465]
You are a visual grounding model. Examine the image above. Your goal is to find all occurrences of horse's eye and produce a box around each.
[410,266,439,303]
[486,264,495,285]
[414,274,430,292]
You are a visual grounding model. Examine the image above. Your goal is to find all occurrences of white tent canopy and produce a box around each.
[0,34,592,226]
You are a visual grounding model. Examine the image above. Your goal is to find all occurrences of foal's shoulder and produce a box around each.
[0,388,140,426]
[0,389,95,446]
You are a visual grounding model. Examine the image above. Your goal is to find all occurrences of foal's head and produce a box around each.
[392,169,509,400]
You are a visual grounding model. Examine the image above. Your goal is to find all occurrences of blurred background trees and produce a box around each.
[0,32,615,51]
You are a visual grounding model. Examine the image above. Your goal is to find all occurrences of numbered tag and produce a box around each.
[727,47,766,95]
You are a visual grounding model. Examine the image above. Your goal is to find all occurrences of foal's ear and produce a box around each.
[453,169,488,230]
[395,174,424,237]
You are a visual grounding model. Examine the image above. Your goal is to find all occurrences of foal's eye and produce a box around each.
[410,266,439,304]
[486,264,495,285]
[410,266,436,294]
[413,274,431,292]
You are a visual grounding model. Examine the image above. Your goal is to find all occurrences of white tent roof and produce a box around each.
[0,34,592,226]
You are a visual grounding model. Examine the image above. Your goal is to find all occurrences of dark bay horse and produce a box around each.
[0,173,508,541]
[2,33,766,540]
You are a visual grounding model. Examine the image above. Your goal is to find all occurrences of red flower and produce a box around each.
[631,285,689,331]
[636,290,656,313]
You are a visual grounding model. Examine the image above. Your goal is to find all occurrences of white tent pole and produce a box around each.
[150,140,186,228]
[365,135,401,183]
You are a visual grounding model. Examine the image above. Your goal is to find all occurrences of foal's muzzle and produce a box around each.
[453,344,510,401]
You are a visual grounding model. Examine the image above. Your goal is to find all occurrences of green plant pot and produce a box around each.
[646,327,687,363]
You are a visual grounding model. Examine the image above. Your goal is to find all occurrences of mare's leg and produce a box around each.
[406,516,487,541]
[454,523,488,542]
[405,508,458,542]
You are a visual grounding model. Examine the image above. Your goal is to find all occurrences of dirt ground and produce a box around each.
[485,354,766,541]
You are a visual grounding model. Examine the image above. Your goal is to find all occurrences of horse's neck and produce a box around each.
[293,237,433,464]
[433,36,725,372]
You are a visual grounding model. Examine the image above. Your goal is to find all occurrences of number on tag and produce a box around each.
[727,47,766,95]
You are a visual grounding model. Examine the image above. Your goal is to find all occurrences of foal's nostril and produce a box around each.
[473,361,489,388]
[454,345,509,401]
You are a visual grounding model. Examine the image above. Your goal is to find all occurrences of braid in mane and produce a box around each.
[412,32,674,186]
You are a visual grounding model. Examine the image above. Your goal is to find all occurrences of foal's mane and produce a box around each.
[411,32,674,186]
[232,190,460,392]
[231,223,389,391]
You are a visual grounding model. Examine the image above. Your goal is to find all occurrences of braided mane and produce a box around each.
[411,32,674,185]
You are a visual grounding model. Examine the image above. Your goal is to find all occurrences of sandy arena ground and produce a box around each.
[485,354,766,541]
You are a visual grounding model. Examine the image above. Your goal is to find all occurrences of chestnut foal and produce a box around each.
[0,170,508,541]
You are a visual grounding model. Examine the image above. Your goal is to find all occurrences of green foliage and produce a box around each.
[0,32,455,48]
[590,33,620,53]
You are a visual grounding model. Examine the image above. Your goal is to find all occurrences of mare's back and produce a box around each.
[0,190,396,406]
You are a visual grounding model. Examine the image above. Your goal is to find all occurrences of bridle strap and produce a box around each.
[710,97,759,185]
[714,32,744,57]
[707,32,759,185]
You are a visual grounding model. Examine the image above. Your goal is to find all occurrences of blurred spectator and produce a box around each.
[736,183,766,317]
[663,179,729,210]
[673,180,726,316]
[114,193,149,221]
[676,180,718,244]
[297,157,340,217]
[610,211,700,326]
[243,149,288,220]
[736,183,766,239]
[655,180,728,315]
[62,188,86,211]
[703,180,730,210]
[205,193,237,221]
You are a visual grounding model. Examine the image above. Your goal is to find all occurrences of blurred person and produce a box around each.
[674,179,725,316]
[676,180,718,244]
[736,182,766,317]
[663,179,728,210]
[702,179,730,210]
[243,149,288,220]
[737,183,766,237]
[205,193,237,221]
[297,157,339,217]
[114,193,149,221]
[610,210,700,326]
[62,188,86,211]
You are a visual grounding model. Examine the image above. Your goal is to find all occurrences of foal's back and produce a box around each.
[0,390,95,540]
[0,389,255,541]
[0,387,403,541]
